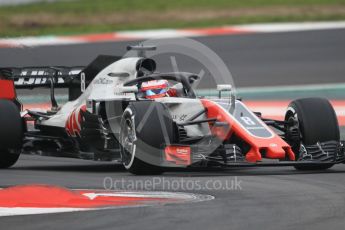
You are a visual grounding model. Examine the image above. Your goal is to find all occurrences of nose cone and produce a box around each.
[266,145,286,159]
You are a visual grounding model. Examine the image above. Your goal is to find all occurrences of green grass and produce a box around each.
[2,0,345,12]
[1,0,345,37]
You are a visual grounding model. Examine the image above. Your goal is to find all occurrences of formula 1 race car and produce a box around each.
[0,45,344,175]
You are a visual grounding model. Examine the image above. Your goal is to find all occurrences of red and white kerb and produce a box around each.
[0,185,213,216]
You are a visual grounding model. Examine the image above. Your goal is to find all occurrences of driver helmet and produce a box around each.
[141,80,169,99]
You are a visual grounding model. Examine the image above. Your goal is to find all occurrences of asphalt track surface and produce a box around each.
[1,29,345,230]
[1,29,345,87]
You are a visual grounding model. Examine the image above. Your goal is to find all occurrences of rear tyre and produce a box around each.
[0,99,23,168]
[285,98,339,170]
[119,101,174,175]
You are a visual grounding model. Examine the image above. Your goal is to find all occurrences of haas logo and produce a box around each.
[65,105,87,137]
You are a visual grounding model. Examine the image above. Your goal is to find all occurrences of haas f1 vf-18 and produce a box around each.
[0,46,344,175]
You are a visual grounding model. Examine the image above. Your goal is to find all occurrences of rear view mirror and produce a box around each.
[217,84,232,91]
[217,84,233,99]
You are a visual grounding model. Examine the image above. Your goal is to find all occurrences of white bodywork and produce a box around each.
[37,56,211,139]
[155,97,211,137]
[39,57,141,128]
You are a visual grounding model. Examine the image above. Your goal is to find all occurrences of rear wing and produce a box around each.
[0,55,122,105]
[0,67,84,109]
[0,55,122,90]
[0,66,84,89]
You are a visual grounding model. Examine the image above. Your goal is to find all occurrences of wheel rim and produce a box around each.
[285,108,302,159]
[120,118,136,168]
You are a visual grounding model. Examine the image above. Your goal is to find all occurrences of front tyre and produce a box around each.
[119,101,174,175]
[0,99,23,168]
[285,98,339,170]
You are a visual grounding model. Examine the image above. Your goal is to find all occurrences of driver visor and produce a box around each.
[146,88,168,96]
